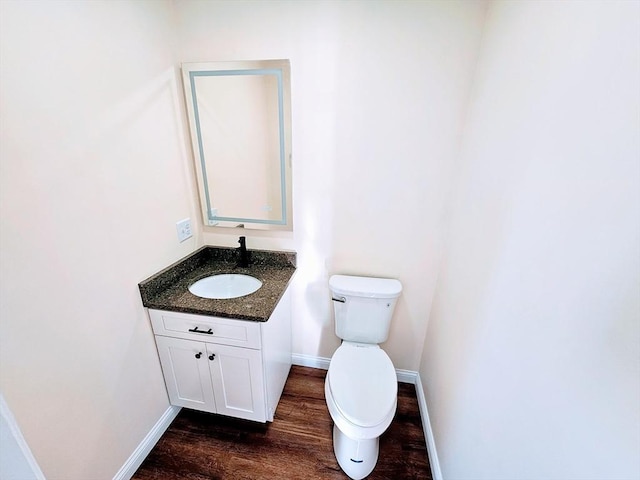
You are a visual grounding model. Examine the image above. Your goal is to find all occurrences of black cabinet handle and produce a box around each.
[209,353,216,361]
[188,327,213,335]
[195,352,202,359]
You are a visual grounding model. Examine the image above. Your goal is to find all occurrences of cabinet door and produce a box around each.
[206,344,266,422]
[155,336,216,413]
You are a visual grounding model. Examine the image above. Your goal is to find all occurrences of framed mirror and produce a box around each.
[182,60,292,230]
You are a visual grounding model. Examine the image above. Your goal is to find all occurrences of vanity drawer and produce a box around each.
[149,309,261,349]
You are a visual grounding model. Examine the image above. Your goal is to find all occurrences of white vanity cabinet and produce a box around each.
[149,288,291,423]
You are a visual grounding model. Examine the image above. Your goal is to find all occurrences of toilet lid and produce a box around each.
[328,343,397,428]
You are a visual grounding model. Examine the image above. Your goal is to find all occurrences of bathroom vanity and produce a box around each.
[139,246,296,423]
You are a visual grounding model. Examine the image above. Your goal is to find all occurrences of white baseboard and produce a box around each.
[292,353,331,370]
[415,374,443,480]
[395,368,418,384]
[113,405,181,480]
[0,394,46,480]
[292,353,417,384]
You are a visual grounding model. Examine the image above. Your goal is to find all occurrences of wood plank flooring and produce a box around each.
[133,366,432,479]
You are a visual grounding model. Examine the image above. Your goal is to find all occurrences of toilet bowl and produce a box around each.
[325,342,398,479]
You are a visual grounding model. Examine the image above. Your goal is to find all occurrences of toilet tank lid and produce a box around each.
[330,275,402,299]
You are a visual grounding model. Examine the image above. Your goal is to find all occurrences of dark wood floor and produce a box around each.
[133,366,432,479]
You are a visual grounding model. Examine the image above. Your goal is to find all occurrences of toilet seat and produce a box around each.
[327,342,397,428]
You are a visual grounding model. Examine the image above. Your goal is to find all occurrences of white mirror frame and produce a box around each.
[181,60,293,230]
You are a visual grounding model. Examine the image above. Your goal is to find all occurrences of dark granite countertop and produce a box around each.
[139,246,296,322]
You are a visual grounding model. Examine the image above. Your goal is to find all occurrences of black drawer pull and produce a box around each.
[188,327,213,335]
[209,353,216,361]
[332,296,346,303]
[195,352,202,359]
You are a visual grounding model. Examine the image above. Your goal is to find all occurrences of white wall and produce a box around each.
[420,1,640,479]
[173,0,487,370]
[0,1,199,478]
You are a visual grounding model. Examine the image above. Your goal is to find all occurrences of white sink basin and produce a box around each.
[188,274,262,299]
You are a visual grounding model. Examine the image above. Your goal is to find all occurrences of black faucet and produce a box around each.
[236,236,250,268]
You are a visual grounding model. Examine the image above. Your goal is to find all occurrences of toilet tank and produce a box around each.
[329,275,402,344]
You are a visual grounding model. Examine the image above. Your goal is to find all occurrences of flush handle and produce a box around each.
[331,296,346,303]
[188,327,213,335]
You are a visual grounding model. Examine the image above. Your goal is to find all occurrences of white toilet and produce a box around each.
[325,274,403,480]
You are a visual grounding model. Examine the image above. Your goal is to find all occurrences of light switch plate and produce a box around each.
[176,218,192,242]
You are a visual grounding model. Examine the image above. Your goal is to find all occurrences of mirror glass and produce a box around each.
[182,60,292,230]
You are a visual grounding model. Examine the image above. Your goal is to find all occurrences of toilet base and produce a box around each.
[332,424,379,480]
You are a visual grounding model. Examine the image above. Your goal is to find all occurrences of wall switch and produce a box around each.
[176,218,192,242]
